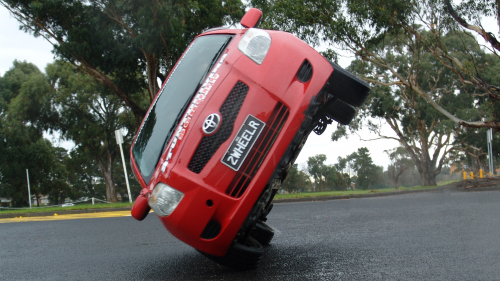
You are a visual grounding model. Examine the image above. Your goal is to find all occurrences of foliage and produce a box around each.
[281,164,311,193]
[252,0,500,130]
[44,61,138,202]
[348,148,382,189]
[66,147,106,200]
[454,127,500,173]
[1,0,245,122]
[252,0,500,186]
[336,148,386,189]
[306,154,348,191]
[1,60,139,203]
[385,146,415,189]
[0,61,70,207]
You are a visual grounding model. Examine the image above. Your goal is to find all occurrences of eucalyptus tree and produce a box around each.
[281,164,311,193]
[252,0,500,130]
[345,147,381,190]
[253,0,494,185]
[1,0,245,122]
[455,126,500,173]
[306,154,347,191]
[342,31,472,186]
[0,61,68,207]
[45,61,137,202]
[66,147,107,200]
[385,147,414,189]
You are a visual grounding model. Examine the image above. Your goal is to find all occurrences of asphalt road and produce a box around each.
[1,189,500,280]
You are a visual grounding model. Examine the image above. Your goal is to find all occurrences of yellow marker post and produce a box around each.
[463,172,467,180]
[480,169,483,178]
[470,172,474,179]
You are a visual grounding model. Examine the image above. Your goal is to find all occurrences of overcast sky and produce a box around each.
[0,6,400,168]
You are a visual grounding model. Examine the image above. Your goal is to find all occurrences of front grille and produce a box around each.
[226,102,289,198]
[200,220,221,240]
[188,81,249,173]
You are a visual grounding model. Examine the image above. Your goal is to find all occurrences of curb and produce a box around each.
[0,207,131,219]
[272,185,500,203]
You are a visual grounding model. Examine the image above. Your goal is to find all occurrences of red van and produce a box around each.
[130,8,369,270]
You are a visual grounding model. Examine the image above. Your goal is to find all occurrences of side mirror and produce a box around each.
[240,8,263,28]
[131,188,151,221]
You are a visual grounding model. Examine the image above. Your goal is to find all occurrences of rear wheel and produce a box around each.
[322,61,370,107]
[325,98,356,125]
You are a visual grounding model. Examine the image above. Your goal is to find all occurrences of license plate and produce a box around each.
[221,115,265,171]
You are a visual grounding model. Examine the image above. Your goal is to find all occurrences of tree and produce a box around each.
[253,0,499,185]
[306,154,347,191]
[0,61,69,206]
[337,148,385,189]
[5,60,136,203]
[1,0,245,123]
[41,147,74,205]
[454,127,500,174]
[385,147,414,189]
[252,0,500,130]
[66,146,107,200]
[281,164,311,193]
[43,61,137,202]
[346,147,381,190]
[307,154,328,191]
[344,30,482,185]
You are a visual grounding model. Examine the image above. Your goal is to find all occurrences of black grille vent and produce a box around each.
[226,102,289,198]
[188,81,249,173]
[297,59,313,82]
[200,220,221,240]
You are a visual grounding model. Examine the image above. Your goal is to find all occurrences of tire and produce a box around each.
[322,61,370,108]
[325,98,356,125]
[250,221,274,245]
[199,236,264,271]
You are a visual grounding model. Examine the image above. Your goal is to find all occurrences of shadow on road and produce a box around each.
[136,243,357,280]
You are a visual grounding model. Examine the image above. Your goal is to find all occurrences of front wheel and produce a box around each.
[250,221,274,245]
[199,236,264,271]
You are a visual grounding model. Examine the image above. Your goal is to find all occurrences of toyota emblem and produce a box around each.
[202,113,221,135]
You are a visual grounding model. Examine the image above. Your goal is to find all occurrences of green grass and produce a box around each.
[436,180,459,186]
[274,180,460,199]
[0,202,133,214]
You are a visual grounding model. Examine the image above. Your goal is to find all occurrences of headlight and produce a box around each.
[149,183,184,217]
[238,28,271,65]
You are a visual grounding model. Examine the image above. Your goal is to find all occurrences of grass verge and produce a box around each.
[0,202,133,214]
[1,180,460,214]
[273,180,458,199]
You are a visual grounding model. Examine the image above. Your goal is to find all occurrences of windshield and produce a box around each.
[132,34,233,184]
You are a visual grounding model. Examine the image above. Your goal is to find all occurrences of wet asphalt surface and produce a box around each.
[1,189,500,280]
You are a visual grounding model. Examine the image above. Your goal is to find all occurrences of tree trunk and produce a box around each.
[389,166,399,189]
[97,157,117,202]
[392,177,399,190]
[145,53,160,103]
[420,170,438,186]
[417,152,439,186]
